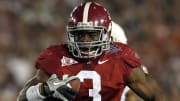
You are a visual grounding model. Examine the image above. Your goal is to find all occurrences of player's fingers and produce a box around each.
[56,85,78,100]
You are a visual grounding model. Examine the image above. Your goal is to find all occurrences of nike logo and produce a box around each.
[53,82,64,86]
[98,60,109,64]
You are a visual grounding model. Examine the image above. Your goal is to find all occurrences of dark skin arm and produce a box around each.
[17,69,50,101]
[127,67,168,101]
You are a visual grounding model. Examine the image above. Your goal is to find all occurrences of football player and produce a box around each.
[17,1,167,101]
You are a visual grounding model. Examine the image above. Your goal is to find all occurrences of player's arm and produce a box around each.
[17,69,79,101]
[17,69,49,101]
[127,67,168,101]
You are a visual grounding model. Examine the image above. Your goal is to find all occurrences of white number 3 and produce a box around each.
[77,71,101,101]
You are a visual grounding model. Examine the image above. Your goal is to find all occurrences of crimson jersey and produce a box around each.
[35,42,141,101]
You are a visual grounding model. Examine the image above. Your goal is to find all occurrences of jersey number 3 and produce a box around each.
[77,70,101,101]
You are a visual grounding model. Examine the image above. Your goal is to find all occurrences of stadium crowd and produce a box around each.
[0,0,179,101]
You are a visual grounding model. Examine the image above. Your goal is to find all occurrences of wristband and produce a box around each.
[26,83,45,101]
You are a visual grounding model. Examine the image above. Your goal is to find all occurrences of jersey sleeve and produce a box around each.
[35,48,62,75]
[122,47,141,68]
[120,46,142,82]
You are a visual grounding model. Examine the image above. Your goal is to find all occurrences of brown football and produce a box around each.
[68,78,81,92]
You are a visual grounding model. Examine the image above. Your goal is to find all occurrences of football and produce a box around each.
[68,77,81,92]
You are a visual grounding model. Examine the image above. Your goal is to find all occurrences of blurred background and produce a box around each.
[0,0,179,101]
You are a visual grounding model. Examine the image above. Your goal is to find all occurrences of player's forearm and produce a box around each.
[139,91,168,101]
[143,82,168,100]
[148,77,168,101]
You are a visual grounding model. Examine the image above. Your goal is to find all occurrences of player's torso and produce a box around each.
[57,45,127,101]
[37,43,136,101]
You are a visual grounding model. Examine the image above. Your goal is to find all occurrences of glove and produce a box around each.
[42,74,78,101]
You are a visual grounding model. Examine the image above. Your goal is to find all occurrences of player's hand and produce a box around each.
[43,74,78,101]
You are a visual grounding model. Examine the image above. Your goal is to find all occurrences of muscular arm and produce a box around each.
[17,69,49,101]
[127,67,168,101]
